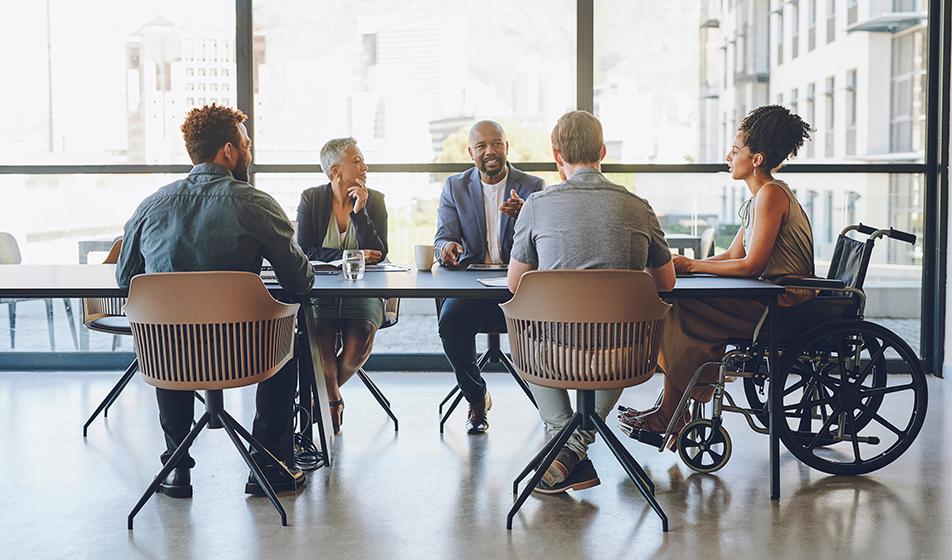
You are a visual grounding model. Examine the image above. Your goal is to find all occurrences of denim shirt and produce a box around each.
[116,163,314,298]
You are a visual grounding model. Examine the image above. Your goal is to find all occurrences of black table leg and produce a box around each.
[768,298,780,501]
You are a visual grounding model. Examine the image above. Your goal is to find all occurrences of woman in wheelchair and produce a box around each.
[619,105,814,441]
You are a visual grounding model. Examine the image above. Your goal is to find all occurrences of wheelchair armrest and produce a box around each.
[776,277,846,290]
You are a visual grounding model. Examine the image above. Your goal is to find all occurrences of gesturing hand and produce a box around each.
[440,242,463,267]
[500,189,525,218]
[349,178,370,214]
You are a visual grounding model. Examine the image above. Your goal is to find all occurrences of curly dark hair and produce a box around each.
[738,105,812,171]
[180,104,248,164]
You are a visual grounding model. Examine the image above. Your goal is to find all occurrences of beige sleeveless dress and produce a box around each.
[657,181,816,397]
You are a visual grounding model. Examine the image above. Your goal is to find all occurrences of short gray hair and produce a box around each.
[320,137,358,180]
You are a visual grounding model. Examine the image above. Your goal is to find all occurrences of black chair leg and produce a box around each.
[356,369,398,431]
[438,385,459,414]
[218,412,288,526]
[507,413,583,530]
[439,392,465,434]
[128,412,210,530]
[83,359,138,436]
[591,414,668,531]
[512,418,575,494]
[360,371,391,406]
[497,350,538,408]
[591,414,655,494]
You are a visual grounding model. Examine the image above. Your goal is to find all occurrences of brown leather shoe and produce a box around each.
[466,391,492,434]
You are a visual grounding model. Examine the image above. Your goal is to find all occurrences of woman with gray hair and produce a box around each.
[297,137,388,433]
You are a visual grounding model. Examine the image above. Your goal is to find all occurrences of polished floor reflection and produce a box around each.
[0,371,949,558]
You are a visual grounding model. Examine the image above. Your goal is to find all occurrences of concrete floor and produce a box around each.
[0,371,949,559]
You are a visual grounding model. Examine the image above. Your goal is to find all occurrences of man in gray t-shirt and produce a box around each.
[507,111,675,494]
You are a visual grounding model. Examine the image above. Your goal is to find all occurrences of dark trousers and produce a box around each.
[438,297,508,404]
[155,356,299,469]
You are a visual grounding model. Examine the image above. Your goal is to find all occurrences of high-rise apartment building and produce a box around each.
[126,17,236,163]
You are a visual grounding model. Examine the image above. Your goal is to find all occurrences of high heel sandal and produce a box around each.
[328,399,345,434]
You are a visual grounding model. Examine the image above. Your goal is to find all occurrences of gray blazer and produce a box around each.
[434,165,543,267]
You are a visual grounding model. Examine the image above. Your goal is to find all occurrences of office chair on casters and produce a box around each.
[501,270,671,532]
[126,272,299,529]
[434,297,538,433]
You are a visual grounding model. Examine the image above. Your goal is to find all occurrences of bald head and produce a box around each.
[468,120,509,182]
[468,120,506,143]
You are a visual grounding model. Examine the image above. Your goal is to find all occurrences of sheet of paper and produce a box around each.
[476,277,510,287]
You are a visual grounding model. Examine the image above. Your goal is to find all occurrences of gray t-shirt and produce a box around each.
[510,168,671,271]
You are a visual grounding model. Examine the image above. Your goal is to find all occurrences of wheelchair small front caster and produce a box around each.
[678,419,732,474]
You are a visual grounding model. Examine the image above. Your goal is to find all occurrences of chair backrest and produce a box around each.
[83,238,127,327]
[500,270,671,390]
[826,233,875,291]
[699,227,716,258]
[125,272,299,391]
[0,233,22,265]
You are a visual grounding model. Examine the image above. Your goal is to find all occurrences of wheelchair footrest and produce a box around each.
[624,428,666,448]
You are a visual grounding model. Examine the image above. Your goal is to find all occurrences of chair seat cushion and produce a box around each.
[85,316,131,335]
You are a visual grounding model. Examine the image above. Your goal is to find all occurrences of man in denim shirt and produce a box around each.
[117,105,314,498]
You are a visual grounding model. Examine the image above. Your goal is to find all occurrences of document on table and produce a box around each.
[476,277,510,288]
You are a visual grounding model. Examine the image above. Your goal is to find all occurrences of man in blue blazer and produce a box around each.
[434,120,544,433]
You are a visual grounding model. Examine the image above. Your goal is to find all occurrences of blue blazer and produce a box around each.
[434,164,544,267]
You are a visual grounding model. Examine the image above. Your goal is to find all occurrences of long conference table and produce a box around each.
[0,264,786,501]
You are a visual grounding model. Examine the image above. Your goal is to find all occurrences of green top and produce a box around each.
[322,215,359,250]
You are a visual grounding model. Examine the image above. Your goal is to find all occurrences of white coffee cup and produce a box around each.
[414,244,435,271]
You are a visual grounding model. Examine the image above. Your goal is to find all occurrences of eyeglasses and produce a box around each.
[738,197,752,229]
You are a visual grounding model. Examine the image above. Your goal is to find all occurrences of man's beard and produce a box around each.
[233,154,250,182]
[478,156,506,177]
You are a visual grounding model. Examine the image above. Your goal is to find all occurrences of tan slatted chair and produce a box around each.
[82,238,139,436]
[125,272,299,529]
[501,270,671,532]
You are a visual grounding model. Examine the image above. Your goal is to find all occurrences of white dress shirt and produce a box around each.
[481,172,508,264]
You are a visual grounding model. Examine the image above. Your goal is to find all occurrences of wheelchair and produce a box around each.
[625,224,928,476]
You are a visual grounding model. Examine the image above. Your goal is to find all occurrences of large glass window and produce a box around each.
[594,1,703,163]
[251,0,575,164]
[825,76,836,158]
[890,29,927,153]
[846,69,857,156]
[0,1,235,165]
[826,0,836,44]
[0,0,942,365]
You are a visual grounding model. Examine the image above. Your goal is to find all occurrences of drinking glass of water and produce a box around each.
[342,249,365,280]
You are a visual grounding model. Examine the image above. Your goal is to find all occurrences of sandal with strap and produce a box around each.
[328,399,345,434]
[618,410,691,451]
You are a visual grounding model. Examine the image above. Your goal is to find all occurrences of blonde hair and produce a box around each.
[550,111,603,164]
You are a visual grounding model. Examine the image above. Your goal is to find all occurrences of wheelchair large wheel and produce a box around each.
[775,320,927,475]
